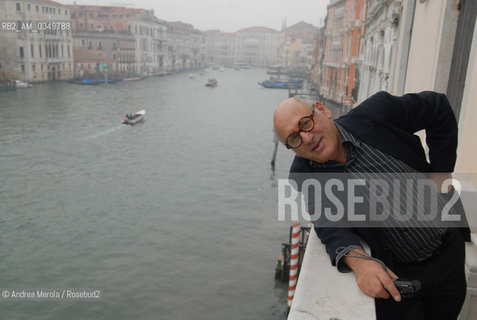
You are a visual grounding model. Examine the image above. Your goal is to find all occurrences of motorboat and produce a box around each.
[15,80,32,88]
[122,109,146,125]
[205,78,218,87]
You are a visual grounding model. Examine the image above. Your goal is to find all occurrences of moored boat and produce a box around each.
[123,77,143,82]
[16,80,32,88]
[258,79,303,89]
[122,109,146,125]
[68,78,122,85]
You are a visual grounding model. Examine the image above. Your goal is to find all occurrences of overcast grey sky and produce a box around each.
[62,0,330,32]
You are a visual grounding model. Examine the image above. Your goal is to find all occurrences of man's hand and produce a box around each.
[343,248,401,302]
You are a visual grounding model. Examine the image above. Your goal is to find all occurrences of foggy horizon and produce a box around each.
[61,0,330,33]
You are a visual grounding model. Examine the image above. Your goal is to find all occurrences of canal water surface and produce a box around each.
[0,69,304,319]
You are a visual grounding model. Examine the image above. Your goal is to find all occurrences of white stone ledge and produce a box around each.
[288,230,375,320]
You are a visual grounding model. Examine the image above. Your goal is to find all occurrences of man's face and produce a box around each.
[273,99,344,163]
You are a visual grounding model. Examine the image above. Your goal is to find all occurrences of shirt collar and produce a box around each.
[310,122,361,168]
[334,122,362,148]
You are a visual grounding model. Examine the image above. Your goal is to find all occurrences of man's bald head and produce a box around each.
[272,97,344,163]
[273,97,314,142]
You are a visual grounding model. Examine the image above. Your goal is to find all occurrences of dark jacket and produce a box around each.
[289,91,471,270]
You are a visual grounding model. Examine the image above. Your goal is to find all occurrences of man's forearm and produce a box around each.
[342,248,370,272]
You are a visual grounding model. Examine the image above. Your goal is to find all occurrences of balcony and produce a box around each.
[351,57,363,65]
[45,34,64,41]
[323,61,344,69]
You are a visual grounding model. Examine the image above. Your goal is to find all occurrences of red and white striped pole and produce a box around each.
[288,222,301,308]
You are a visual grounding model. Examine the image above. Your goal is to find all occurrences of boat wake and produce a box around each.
[84,125,124,139]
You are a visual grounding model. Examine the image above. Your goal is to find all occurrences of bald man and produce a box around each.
[274,97,345,163]
[273,91,470,320]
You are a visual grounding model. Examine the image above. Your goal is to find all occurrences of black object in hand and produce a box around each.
[394,279,422,298]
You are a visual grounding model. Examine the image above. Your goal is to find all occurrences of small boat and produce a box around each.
[205,78,218,87]
[122,109,146,125]
[15,80,32,88]
[123,77,142,82]
[188,73,196,79]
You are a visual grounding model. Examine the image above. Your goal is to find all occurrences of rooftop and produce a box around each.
[67,4,144,16]
[285,21,318,32]
[35,0,67,7]
[237,26,279,33]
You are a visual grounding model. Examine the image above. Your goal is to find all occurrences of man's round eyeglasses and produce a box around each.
[285,104,317,149]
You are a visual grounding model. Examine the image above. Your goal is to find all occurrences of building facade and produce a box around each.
[73,47,116,76]
[69,5,168,76]
[309,26,326,92]
[204,30,235,66]
[234,27,283,66]
[321,0,367,107]
[190,28,205,70]
[167,21,205,72]
[357,0,402,104]
[283,21,319,69]
[0,0,74,82]
[71,31,135,75]
[132,10,167,75]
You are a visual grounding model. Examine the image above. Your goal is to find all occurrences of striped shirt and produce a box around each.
[314,123,447,263]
